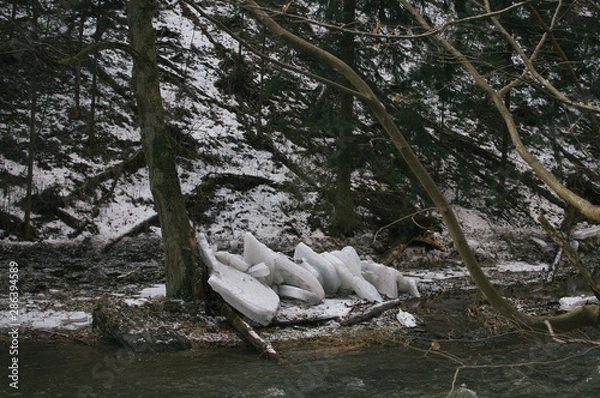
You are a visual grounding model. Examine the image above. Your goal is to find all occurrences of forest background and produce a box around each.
[1,0,599,322]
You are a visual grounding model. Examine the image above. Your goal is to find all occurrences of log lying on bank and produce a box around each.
[221,304,292,366]
[102,213,159,253]
[340,298,404,326]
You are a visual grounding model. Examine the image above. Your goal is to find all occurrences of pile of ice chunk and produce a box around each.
[199,232,419,326]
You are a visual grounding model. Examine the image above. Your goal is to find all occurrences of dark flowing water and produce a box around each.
[2,339,599,397]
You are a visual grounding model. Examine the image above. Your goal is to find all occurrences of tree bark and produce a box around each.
[24,0,39,241]
[330,0,359,236]
[126,0,199,301]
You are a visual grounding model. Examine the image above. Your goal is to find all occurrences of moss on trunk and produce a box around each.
[127,0,199,301]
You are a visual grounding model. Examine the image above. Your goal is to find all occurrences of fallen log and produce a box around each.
[221,304,292,367]
[340,298,404,326]
[102,214,159,253]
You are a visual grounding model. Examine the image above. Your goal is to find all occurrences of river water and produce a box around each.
[3,337,599,397]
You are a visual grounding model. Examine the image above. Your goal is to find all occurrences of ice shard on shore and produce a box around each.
[243,232,280,285]
[198,232,417,325]
[294,242,342,295]
[323,252,354,293]
[351,276,383,302]
[273,253,326,301]
[215,251,250,272]
[278,284,322,304]
[361,260,398,298]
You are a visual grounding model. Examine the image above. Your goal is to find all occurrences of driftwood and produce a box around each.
[272,298,406,328]
[381,230,446,265]
[102,214,159,253]
[539,215,600,301]
[340,298,404,326]
[221,304,292,366]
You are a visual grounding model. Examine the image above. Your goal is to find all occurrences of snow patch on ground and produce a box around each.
[0,309,92,331]
[496,261,549,273]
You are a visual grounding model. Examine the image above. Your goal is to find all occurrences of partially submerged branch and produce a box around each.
[221,304,293,366]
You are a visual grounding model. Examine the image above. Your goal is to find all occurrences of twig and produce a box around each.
[545,320,600,346]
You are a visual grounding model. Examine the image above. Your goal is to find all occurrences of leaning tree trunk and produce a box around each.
[127,0,199,301]
[244,0,600,331]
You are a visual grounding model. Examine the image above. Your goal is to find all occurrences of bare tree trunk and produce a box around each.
[74,16,85,120]
[330,0,359,235]
[24,0,38,241]
[126,0,200,301]
[88,1,103,154]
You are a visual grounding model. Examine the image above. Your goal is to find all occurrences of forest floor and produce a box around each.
[1,215,599,352]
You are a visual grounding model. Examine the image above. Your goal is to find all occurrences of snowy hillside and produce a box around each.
[1,1,598,256]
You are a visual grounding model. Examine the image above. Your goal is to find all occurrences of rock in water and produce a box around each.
[294,242,341,296]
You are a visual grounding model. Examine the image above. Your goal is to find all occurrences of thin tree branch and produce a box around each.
[400,0,600,222]
[525,2,600,137]
[485,0,600,114]
[181,0,369,101]
[256,0,537,40]
[44,41,142,66]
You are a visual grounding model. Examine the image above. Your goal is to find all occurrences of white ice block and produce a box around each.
[341,246,363,275]
[322,252,354,292]
[215,251,250,272]
[331,250,361,276]
[351,276,383,302]
[243,232,278,285]
[572,225,600,240]
[397,274,420,298]
[273,253,325,301]
[361,260,398,298]
[199,233,279,326]
[294,242,341,295]
[247,262,270,278]
[278,285,322,304]
[396,309,417,327]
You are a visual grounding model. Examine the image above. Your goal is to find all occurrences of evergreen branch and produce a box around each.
[181,0,369,101]
[253,0,537,40]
